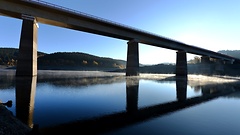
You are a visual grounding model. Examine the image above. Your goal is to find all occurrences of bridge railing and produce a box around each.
[23,0,184,44]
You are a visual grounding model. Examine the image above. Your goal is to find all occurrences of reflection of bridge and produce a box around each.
[1,0,240,76]
[15,76,239,134]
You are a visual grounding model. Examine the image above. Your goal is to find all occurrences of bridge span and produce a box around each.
[0,0,239,76]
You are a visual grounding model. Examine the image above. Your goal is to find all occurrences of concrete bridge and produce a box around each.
[0,0,239,76]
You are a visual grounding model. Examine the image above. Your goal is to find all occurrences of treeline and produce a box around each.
[139,64,175,74]
[0,48,126,70]
[38,52,126,69]
[187,50,240,64]
[218,50,240,59]
[1,48,240,73]
[0,48,18,66]
[0,48,45,66]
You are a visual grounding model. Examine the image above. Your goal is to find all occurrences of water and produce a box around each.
[1,70,240,135]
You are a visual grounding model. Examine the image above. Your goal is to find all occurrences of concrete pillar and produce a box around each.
[16,76,37,128]
[201,56,213,75]
[230,59,235,64]
[225,59,234,64]
[16,15,38,76]
[126,78,139,113]
[176,51,187,76]
[126,40,139,76]
[201,56,210,64]
[215,59,224,74]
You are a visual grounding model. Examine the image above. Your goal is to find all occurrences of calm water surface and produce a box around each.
[1,70,240,135]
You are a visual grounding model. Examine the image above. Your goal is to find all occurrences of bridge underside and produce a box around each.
[14,18,228,77]
[13,17,190,77]
[12,19,230,77]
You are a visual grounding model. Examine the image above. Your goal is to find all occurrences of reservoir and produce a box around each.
[1,70,240,135]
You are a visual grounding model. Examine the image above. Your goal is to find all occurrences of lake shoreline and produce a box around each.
[0,103,32,135]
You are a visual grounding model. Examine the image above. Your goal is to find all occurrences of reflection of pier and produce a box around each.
[15,76,37,128]
[39,78,238,135]
[126,78,139,112]
[176,77,187,101]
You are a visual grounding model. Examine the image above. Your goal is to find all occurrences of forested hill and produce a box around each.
[0,48,126,70]
[38,52,126,69]
[0,48,45,66]
[218,50,240,59]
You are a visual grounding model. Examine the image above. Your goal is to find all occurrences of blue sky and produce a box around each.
[1,0,240,65]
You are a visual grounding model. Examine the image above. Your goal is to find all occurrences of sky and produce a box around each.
[1,0,240,65]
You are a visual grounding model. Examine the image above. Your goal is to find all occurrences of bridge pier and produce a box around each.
[176,51,187,76]
[126,40,139,76]
[201,56,211,63]
[201,56,213,75]
[214,59,225,74]
[16,15,38,77]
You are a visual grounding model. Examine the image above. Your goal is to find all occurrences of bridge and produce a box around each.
[0,0,239,76]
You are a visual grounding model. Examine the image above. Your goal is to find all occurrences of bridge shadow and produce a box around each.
[12,74,240,135]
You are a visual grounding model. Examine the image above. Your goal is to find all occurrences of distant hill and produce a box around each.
[218,50,240,59]
[0,48,126,70]
[0,48,45,66]
[38,52,126,70]
[139,63,175,74]
[3,47,240,74]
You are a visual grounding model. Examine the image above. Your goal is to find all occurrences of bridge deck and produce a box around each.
[0,0,239,62]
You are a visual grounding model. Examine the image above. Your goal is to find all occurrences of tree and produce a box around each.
[193,56,201,64]
[82,60,88,65]
[188,56,201,64]
[93,61,98,66]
